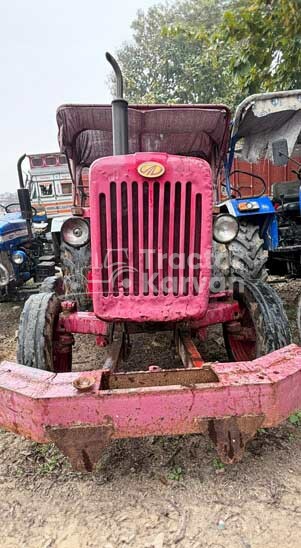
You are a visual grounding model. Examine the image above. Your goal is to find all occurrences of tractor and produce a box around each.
[0,155,56,300]
[0,55,300,472]
[217,90,301,282]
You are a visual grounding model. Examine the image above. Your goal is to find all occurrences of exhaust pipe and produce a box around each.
[17,153,33,240]
[17,153,26,189]
[106,52,129,156]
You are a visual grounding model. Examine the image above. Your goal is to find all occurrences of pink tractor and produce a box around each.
[0,54,300,471]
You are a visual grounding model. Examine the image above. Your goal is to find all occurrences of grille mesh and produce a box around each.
[99,181,202,297]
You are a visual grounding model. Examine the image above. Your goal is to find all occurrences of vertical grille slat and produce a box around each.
[152,183,160,295]
[148,182,154,296]
[188,191,196,296]
[121,182,129,295]
[116,183,124,295]
[178,183,187,295]
[172,182,181,295]
[162,183,171,295]
[143,183,149,295]
[138,182,145,295]
[183,183,192,296]
[167,182,176,288]
[105,185,114,296]
[132,182,139,296]
[157,181,165,294]
[99,193,108,296]
[99,181,202,297]
[193,194,202,295]
[110,182,118,296]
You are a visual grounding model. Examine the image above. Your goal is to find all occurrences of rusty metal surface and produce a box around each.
[103,328,125,371]
[206,415,264,464]
[1,344,301,469]
[176,331,205,368]
[47,422,114,472]
[100,366,218,390]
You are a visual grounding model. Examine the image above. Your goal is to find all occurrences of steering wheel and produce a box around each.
[292,168,301,181]
[5,203,37,215]
[220,182,242,199]
[229,170,266,198]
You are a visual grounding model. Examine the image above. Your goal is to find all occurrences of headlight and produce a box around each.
[11,250,27,265]
[0,264,9,287]
[61,218,90,247]
[213,214,239,244]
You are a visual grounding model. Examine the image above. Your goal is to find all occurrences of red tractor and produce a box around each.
[0,54,300,472]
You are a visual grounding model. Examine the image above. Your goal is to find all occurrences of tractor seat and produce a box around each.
[277,201,300,214]
[272,180,300,204]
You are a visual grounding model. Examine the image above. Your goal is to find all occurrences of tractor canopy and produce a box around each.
[231,90,301,164]
[56,104,231,170]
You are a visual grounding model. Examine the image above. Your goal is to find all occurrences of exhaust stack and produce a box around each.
[106,52,129,156]
[17,154,33,240]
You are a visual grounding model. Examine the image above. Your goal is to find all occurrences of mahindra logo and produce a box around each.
[137,161,165,178]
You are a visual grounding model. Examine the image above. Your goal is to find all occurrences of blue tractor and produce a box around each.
[212,90,301,287]
[0,155,56,299]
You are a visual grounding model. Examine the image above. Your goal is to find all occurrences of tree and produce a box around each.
[217,0,301,97]
[115,0,236,105]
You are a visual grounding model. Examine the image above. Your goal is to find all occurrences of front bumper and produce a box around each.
[1,344,301,470]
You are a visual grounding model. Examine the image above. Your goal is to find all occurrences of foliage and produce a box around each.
[114,0,236,106]
[212,457,225,470]
[168,465,184,481]
[217,0,301,97]
[289,410,301,426]
[113,0,301,111]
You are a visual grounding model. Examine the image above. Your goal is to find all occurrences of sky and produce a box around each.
[0,0,157,193]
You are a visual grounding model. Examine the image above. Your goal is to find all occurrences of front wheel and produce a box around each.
[17,292,73,372]
[223,279,291,361]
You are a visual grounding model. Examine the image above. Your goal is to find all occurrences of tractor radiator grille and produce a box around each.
[99,181,202,297]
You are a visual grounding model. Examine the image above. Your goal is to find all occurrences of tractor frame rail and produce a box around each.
[1,344,301,471]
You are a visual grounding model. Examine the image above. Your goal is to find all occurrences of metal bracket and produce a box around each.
[207,415,264,463]
[47,422,114,472]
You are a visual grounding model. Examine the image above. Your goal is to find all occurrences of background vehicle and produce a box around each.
[221,91,301,278]
[28,152,72,218]
[27,152,73,259]
[0,55,300,472]
[0,155,56,299]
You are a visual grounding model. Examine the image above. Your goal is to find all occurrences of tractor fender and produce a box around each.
[50,215,72,234]
[219,197,278,251]
[221,196,275,218]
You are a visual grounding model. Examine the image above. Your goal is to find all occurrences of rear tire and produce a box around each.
[223,279,291,361]
[17,292,62,371]
[228,221,268,281]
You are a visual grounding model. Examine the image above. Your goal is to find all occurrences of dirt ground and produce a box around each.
[0,279,301,548]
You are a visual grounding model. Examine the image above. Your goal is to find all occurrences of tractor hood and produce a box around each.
[232,90,301,163]
[0,212,27,240]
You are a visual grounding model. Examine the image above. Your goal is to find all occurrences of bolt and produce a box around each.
[73,376,96,392]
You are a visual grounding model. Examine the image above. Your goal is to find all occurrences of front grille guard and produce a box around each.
[1,344,301,471]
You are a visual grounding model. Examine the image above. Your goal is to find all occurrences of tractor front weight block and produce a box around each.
[1,344,301,471]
